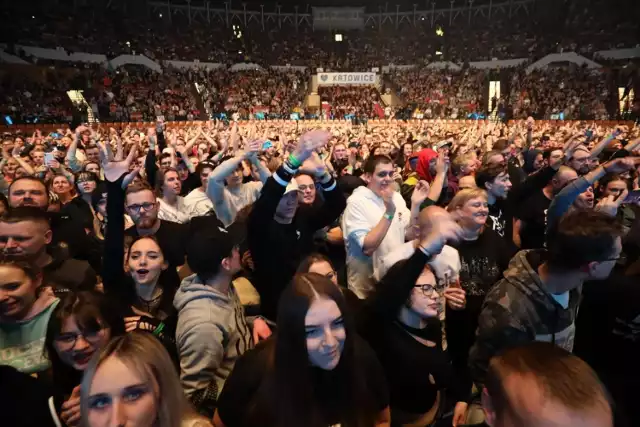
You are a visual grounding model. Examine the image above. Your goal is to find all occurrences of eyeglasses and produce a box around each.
[54,329,104,350]
[126,202,156,213]
[414,283,445,296]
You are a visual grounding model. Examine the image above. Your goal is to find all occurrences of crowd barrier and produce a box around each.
[1,120,634,135]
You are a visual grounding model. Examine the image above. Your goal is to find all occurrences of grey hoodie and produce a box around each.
[468,250,581,385]
[174,274,253,412]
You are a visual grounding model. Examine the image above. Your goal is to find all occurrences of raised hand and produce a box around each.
[411,180,431,207]
[595,189,628,217]
[604,157,640,174]
[418,206,464,255]
[435,151,449,175]
[300,152,327,178]
[102,143,138,183]
[292,130,332,163]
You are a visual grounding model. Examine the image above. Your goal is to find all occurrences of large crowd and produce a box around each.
[1,1,640,427]
[1,116,639,427]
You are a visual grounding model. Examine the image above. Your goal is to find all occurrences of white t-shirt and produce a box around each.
[183,188,214,218]
[208,181,263,227]
[157,197,194,224]
[342,186,411,298]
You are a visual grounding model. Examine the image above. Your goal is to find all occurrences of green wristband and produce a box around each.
[288,153,302,168]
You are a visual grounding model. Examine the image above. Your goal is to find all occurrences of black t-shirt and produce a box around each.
[516,189,551,250]
[487,199,507,238]
[446,228,513,390]
[217,337,389,427]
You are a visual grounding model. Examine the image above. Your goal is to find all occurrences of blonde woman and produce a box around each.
[444,188,513,397]
[80,332,211,427]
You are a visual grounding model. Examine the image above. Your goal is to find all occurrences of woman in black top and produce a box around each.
[51,173,94,233]
[445,188,513,392]
[214,273,390,427]
[100,147,179,355]
[357,208,470,427]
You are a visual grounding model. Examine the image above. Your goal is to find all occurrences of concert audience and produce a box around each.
[1,4,640,422]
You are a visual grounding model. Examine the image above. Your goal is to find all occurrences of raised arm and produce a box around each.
[248,130,332,233]
[145,127,159,187]
[101,144,138,296]
[589,130,620,160]
[67,125,88,173]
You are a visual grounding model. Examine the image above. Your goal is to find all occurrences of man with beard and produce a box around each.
[8,176,102,270]
[566,146,591,175]
[330,142,349,175]
[124,183,189,286]
[0,207,97,291]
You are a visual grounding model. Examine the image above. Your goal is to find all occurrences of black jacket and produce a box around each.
[248,166,346,321]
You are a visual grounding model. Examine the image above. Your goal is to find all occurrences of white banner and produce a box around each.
[317,72,377,86]
[312,7,365,30]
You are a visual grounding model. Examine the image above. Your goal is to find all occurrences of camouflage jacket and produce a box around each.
[468,250,582,385]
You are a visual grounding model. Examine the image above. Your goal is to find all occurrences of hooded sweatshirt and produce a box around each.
[173,273,252,416]
[0,291,59,374]
[468,250,581,385]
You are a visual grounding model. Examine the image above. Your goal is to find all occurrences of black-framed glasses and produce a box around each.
[126,202,156,213]
[414,283,445,296]
[54,329,104,350]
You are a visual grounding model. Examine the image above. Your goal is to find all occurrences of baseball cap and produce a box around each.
[283,179,299,195]
[186,225,245,279]
[435,140,453,150]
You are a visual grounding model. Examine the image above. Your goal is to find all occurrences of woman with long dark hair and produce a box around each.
[214,273,390,427]
[100,146,179,358]
[357,206,470,427]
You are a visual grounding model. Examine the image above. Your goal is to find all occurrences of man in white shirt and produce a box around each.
[206,140,270,227]
[342,154,429,298]
[184,161,216,217]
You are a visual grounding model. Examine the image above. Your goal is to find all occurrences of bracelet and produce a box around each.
[153,322,165,337]
[288,153,302,168]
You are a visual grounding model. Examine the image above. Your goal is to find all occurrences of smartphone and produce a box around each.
[157,115,165,122]
[44,152,55,164]
[623,190,640,204]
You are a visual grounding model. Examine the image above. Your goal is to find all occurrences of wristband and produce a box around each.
[153,322,165,337]
[418,245,432,258]
[284,158,299,172]
[383,212,394,221]
[288,153,302,168]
